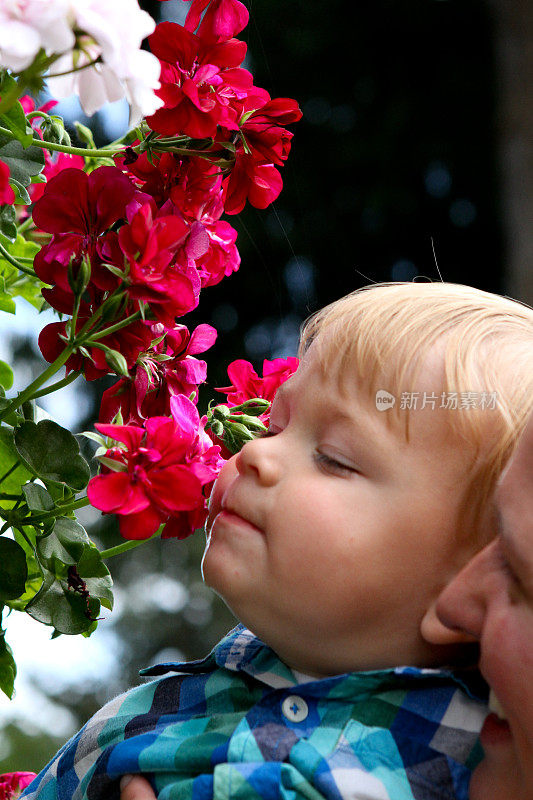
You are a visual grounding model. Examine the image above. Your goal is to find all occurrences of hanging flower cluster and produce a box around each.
[0,0,301,693]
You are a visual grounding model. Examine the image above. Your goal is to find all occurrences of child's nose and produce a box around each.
[235,437,280,486]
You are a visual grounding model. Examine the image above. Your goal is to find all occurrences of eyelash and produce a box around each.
[262,429,358,476]
[314,452,358,476]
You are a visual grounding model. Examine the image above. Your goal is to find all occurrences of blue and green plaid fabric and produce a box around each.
[23,625,488,800]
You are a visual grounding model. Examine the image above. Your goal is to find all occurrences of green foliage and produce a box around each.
[0,628,16,699]
[0,74,33,149]
[26,516,113,635]
[0,130,45,198]
[0,538,27,600]
[0,427,33,505]
[0,232,45,311]
[0,204,16,242]
[14,420,91,491]
[0,359,13,390]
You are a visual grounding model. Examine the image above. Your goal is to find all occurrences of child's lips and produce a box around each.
[215,506,264,535]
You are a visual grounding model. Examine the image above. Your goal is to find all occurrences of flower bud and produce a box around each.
[40,117,71,146]
[102,347,130,377]
[230,398,271,416]
[209,419,224,438]
[229,414,267,432]
[212,404,230,421]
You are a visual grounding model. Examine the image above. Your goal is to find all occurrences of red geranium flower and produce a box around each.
[146,22,250,138]
[99,322,217,423]
[223,152,283,215]
[0,160,15,205]
[29,152,86,204]
[183,0,249,45]
[88,394,224,540]
[32,167,135,311]
[240,97,302,166]
[118,202,200,325]
[38,317,152,381]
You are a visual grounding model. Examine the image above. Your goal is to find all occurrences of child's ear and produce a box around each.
[420,600,477,645]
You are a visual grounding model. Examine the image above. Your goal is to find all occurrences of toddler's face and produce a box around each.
[202,343,480,676]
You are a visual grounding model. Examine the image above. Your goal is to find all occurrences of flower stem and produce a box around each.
[17,216,34,235]
[47,56,102,79]
[0,461,20,486]
[100,527,163,560]
[0,346,76,423]
[0,239,37,277]
[29,371,80,400]
[0,125,125,159]
[85,311,142,342]
[22,496,91,525]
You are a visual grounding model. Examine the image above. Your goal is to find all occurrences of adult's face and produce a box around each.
[436,412,533,800]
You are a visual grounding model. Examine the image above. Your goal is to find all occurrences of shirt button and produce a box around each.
[281,695,309,723]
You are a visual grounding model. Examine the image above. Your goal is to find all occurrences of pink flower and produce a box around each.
[219,357,300,405]
[99,322,217,423]
[88,395,224,540]
[0,160,15,205]
[0,773,36,800]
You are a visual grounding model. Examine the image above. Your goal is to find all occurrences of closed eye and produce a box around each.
[314,452,359,476]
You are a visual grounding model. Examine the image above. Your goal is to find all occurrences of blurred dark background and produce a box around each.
[2,0,532,771]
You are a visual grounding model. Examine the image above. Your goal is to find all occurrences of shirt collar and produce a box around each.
[140,624,487,699]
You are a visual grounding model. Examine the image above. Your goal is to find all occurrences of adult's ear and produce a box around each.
[420,599,478,645]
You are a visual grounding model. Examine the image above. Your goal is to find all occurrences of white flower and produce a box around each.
[47,0,163,124]
[0,0,75,72]
[0,0,163,123]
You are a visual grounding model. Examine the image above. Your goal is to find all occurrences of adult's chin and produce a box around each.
[469,750,523,800]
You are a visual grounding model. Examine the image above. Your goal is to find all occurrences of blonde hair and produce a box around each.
[299,282,533,521]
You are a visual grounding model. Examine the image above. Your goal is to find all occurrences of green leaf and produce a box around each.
[22,482,54,512]
[26,516,113,634]
[0,127,45,192]
[0,74,33,148]
[0,203,16,242]
[6,528,43,611]
[9,178,31,205]
[36,517,114,608]
[14,420,91,490]
[0,629,16,699]
[38,516,90,565]
[0,537,27,600]
[0,359,13,389]
[0,231,45,311]
[0,427,33,508]
[0,397,23,426]
[25,571,98,634]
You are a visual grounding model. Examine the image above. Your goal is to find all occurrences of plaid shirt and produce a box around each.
[23,625,488,800]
